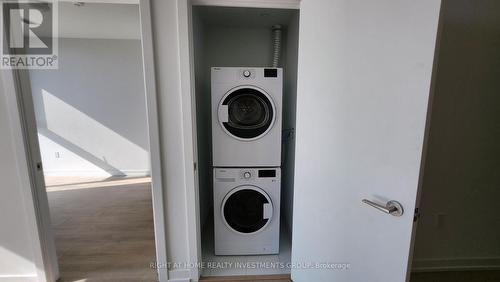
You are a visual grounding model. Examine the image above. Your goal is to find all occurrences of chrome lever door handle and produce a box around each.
[362,199,404,217]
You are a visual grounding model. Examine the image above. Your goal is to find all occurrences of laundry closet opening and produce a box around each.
[191,5,300,278]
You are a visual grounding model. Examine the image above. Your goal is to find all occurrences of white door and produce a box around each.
[291,1,441,282]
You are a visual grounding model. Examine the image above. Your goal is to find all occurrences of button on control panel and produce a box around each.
[243,171,251,179]
[243,70,251,77]
[240,170,255,180]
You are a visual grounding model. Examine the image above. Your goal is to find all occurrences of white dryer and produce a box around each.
[213,167,280,255]
[211,67,282,167]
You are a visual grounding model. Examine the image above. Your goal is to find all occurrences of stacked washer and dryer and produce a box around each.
[211,67,283,255]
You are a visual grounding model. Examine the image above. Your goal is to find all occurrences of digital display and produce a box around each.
[264,68,278,77]
[258,169,276,178]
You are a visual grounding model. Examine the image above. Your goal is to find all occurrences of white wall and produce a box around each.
[56,2,141,40]
[412,0,500,271]
[30,38,150,177]
[0,72,44,281]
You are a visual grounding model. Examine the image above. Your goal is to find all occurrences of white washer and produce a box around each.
[212,67,282,167]
[213,167,280,255]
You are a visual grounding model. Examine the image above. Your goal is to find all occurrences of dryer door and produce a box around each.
[218,86,276,141]
[221,185,273,234]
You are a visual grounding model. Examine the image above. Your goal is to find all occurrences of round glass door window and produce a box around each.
[218,86,275,140]
[222,186,273,234]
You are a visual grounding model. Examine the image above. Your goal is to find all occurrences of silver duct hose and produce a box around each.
[272,25,282,68]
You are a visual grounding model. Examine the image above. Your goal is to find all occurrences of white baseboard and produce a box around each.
[43,169,150,177]
[168,269,191,282]
[43,170,109,177]
[412,257,500,272]
[0,276,38,282]
[122,170,151,177]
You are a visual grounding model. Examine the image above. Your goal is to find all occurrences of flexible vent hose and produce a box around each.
[272,25,282,68]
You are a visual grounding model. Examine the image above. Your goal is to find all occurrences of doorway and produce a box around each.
[10,1,165,281]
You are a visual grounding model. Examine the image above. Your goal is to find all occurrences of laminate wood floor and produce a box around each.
[410,270,500,282]
[199,271,500,282]
[47,177,158,282]
[47,177,500,282]
[200,274,291,282]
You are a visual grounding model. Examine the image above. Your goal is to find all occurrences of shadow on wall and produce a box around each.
[38,127,126,177]
[30,38,150,177]
[35,88,149,177]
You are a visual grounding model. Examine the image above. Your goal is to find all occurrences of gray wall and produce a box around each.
[192,9,212,233]
[412,0,500,270]
[192,7,299,234]
[282,12,299,233]
[30,38,150,177]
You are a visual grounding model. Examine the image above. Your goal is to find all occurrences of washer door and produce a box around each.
[218,86,275,141]
[221,185,273,234]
